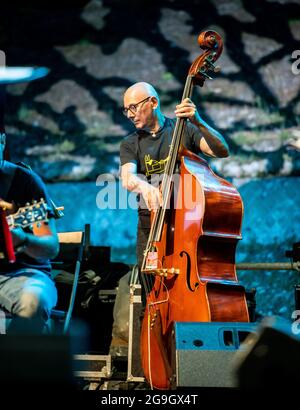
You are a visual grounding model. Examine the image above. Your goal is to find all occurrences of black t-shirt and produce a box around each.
[0,161,55,275]
[120,117,202,176]
[120,117,203,214]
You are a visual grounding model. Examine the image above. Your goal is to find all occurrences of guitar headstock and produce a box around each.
[7,198,49,229]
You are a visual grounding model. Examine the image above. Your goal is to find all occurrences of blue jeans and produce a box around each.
[0,269,57,333]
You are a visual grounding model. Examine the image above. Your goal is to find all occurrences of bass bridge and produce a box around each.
[142,267,180,277]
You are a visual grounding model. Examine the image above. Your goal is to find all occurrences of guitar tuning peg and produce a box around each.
[33,200,37,204]
[25,202,30,206]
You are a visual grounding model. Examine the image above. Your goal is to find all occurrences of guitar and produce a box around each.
[5,199,49,230]
[0,199,49,261]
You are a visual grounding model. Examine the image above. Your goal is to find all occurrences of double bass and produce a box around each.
[140,30,249,390]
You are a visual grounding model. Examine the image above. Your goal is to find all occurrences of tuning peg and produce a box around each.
[199,69,212,80]
[25,202,30,206]
[204,57,220,73]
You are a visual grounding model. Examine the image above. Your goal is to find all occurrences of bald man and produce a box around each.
[120,82,229,271]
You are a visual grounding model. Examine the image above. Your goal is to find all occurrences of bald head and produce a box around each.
[124,82,160,105]
[123,82,164,132]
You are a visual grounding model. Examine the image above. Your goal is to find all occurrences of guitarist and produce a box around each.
[0,132,59,333]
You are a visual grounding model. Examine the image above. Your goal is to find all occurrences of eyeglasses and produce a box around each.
[122,96,151,116]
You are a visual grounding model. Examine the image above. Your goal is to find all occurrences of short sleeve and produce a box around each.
[9,167,56,219]
[27,172,56,219]
[120,138,137,166]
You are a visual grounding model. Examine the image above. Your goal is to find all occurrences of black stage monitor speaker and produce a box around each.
[171,321,257,388]
[235,316,300,391]
[0,334,74,389]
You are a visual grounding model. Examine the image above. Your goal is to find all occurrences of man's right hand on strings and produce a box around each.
[140,182,163,211]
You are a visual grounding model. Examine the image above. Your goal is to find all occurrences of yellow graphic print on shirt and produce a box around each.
[144,154,170,177]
